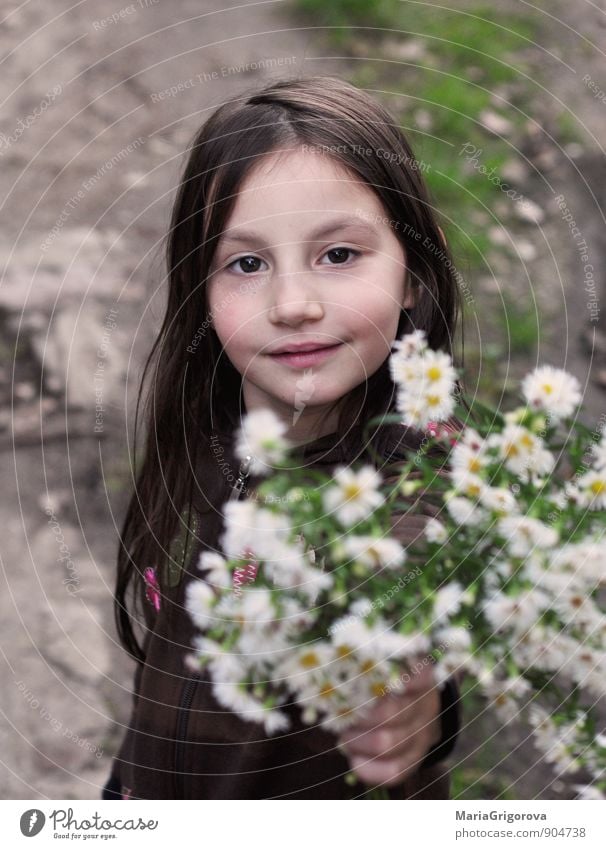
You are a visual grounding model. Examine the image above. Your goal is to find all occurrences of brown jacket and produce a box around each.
[102,422,461,799]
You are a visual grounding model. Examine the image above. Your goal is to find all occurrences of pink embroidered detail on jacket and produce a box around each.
[233,550,258,597]
[427,419,460,446]
[144,567,161,612]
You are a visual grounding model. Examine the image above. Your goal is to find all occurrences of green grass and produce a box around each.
[499,290,540,357]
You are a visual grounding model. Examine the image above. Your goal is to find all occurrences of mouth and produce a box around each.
[267,342,343,368]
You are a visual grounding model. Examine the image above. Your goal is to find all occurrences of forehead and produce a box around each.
[224,148,389,229]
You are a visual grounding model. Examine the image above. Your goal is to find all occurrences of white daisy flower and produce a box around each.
[445,494,487,527]
[397,381,456,428]
[197,551,231,589]
[220,500,261,560]
[482,676,531,723]
[376,629,431,661]
[432,651,472,685]
[560,540,606,587]
[497,515,559,557]
[330,617,372,656]
[212,681,290,734]
[484,590,549,635]
[424,517,448,543]
[577,469,606,510]
[390,328,428,361]
[185,580,216,630]
[435,626,472,653]
[521,365,582,420]
[434,581,465,621]
[235,408,291,476]
[450,470,486,500]
[479,486,518,515]
[389,356,421,389]
[490,424,556,481]
[234,587,276,625]
[419,349,458,387]
[395,391,430,429]
[349,597,374,618]
[450,438,491,480]
[341,535,406,570]
[589,433,606,470]
[323,465,384,526]
[554,590,601,630]
[572,784,605,800]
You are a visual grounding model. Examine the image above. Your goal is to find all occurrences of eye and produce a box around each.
[226,255,268,275]
[322,247,361,265]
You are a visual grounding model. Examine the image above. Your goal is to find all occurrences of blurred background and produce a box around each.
[1,0,605,799]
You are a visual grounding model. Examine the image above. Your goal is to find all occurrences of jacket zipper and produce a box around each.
[173,454,252,797]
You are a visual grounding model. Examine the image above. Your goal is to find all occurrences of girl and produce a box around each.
[103,74,468,800]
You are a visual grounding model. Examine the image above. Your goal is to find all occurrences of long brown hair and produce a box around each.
[115,75,469,662]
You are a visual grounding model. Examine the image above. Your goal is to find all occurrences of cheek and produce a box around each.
[348,294,403,349]
[208,287,252,350]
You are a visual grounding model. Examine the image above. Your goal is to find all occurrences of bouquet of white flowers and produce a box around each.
[185,330,606,800]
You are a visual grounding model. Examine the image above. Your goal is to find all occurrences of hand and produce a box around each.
[337,662,442,787]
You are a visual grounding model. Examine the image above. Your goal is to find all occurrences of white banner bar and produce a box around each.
[1,799,604,847]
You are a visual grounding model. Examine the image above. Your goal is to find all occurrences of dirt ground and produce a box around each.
[1,0,604,800]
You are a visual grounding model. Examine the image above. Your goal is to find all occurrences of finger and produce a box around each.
[340,718,434,761]
[339,725,403,758]
[400,662,436,694]
[348,695,416,730]
[349,748,427,786]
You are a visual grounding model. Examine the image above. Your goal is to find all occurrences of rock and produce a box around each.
[501,158,529,184]
[488,226,510,247]
[564,143,585,160]
[413,109,433,131]
[514,198,545,224]
[516,240,538,262]
[381,38,428,62]
[479,109,514,137]
[466,66,485,82]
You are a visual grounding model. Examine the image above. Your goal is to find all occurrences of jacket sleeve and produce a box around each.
[384,471,463,767]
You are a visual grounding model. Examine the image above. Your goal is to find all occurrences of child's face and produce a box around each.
[207,148,416,441]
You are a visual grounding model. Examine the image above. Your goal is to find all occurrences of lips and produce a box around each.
[267,342,343,368]
[268,342,341,355]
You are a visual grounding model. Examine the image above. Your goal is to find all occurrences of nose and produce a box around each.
[266,271,324,327]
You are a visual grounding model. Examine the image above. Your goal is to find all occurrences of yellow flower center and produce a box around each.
[468,457,482,472]
[319,683,335,698]
[427,365,442,381]
[336,644,354,659]
[360,659,376,674]
[371,682,387,698]
[589,479,606,495]
[300,651,320,668]
[344,483,362,500]
[541,383,554,395]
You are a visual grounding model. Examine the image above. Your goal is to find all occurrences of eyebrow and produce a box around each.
[218,216,381,247]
